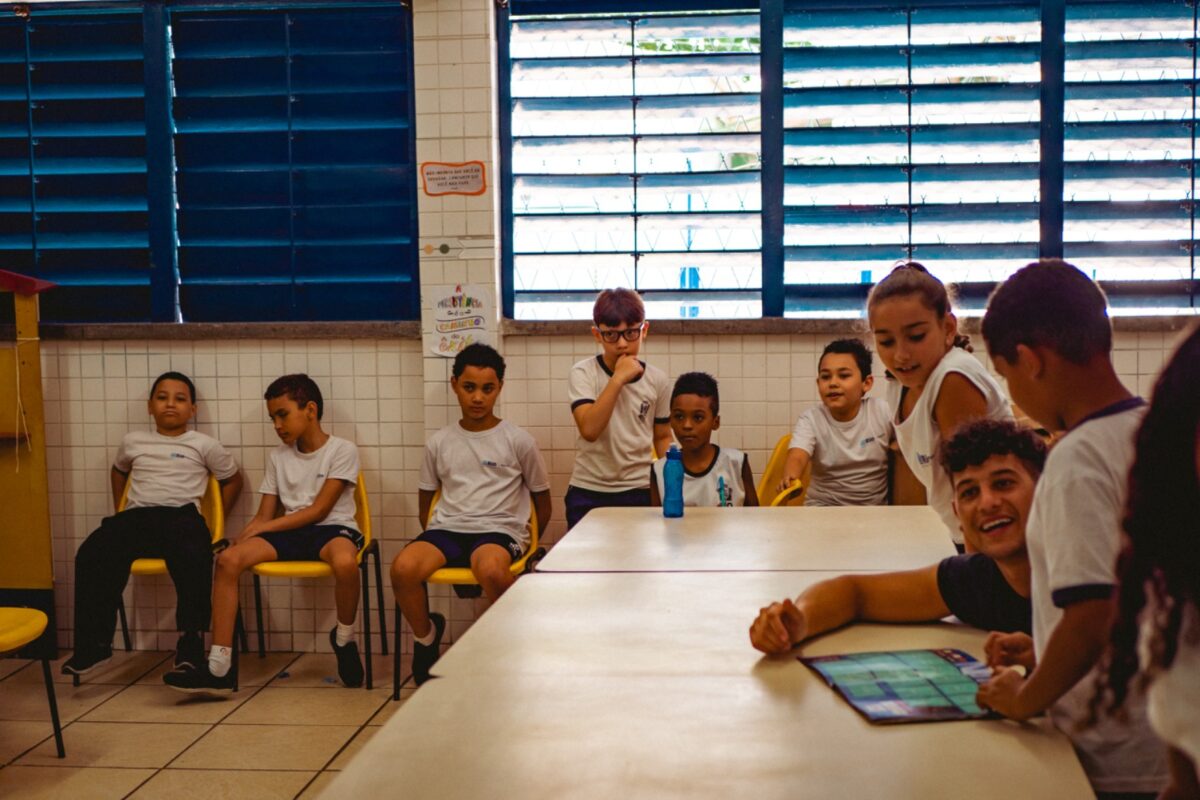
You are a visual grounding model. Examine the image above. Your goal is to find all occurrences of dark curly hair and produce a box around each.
[938,417,1048,480]
[264,374,324,420]
[867,262,972,351]
[671,372,719,415]
[453,343,506,381]
[1090,323,1200,720]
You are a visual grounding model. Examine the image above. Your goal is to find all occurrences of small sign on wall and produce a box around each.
[430,283,491,357]
[420,161,487,196]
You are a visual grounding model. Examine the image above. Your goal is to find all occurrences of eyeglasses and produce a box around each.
[595,325,644,343]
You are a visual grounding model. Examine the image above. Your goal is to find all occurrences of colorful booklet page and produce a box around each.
[800,648,994,724]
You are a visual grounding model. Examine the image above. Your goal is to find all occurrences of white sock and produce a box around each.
[414,624,436,646]
[335,620,357,647]
[208,646,232,678]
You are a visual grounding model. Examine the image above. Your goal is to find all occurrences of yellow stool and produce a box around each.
[0,608,64,757]
[250,474,387,689]
[392,494,542,700]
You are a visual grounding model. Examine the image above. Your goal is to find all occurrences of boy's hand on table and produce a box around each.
[750,598,806,654]
[976,666,1031,720]
[612,354,644,385]
[984,631,1035,670]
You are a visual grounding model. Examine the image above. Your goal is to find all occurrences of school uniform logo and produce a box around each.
[859,436,876,448]
[637,400,650,422]
[916,453,933,466]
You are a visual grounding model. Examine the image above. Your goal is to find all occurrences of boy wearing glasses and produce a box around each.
[566,288,673,529]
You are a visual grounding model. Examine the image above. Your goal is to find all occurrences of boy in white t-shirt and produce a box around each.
[976,260,1168,797]
[778,339,891,507]
[64,372,243,678]
[650,372,758,507]
[166,374,365,694]
[392,344,552,685]
[565,288,672,529]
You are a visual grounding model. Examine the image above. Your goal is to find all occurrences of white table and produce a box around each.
[432,571,980,679]
[328,660,1091,799]
[538,506,955,573]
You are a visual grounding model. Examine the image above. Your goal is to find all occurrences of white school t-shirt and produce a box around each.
[651,446,749,507]
[887,347,1012,544]
[789,397,891,507]
[1026,399,1167,793]
[260,435,360,530]
[567,355,671,492]
[114,430,238,510]
[1147,603,1200,765]
[419,420,550,547]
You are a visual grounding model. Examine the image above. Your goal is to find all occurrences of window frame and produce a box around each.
[497,0,1200,320]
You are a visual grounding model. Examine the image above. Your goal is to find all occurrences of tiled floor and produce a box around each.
[0,649,417,799]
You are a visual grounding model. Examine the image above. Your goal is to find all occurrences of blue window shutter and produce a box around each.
[780,1,1042,317]
[170,5,419,322]
[504,7,764,320]
[0,11,152,322]
[1062,0,1196,312]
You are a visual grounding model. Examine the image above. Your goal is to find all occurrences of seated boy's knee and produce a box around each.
[473,553,512,584]
[214,547,243,576]
[390,550,431,586]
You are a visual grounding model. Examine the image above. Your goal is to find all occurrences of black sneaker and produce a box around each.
[163,662,235,695]
[61,646,113,677]
[175,632,204,670]
[329,628,364,688]
[411,612,445,686]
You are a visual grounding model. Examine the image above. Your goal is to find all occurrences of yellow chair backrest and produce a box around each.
[759,434,809,507]
[353,473,372,553]
[118,474,224,544]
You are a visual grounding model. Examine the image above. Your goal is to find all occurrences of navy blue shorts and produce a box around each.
[259,524,364,562]
[415,529,524,569]
[564,485,651,530]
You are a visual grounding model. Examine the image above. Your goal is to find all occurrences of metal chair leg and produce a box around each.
[361,561,373,691]
[116,598,132,651]
[373,545,388,655]
[41,659,65,758]
[253,574,266,658]
[235,606,249,654]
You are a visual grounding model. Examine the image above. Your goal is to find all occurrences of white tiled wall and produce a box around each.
[33,0,1197,668]
[41,328,1182,656]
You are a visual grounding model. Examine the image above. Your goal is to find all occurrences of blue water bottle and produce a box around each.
[663,444,684,518]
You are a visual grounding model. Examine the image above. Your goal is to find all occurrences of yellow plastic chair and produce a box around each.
[0,608,64,757]
[759,434,809,507]
[392,492,542,700]
[113,475,229,653]
[250,474,387,690]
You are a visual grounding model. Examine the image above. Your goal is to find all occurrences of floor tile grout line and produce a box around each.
[147,651,306,771]
[1,651,174,768]
[291,675,412,799]
[120,651,306,799]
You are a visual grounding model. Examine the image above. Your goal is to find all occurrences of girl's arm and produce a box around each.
[932,372,989,438]
[741,457,759,506]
